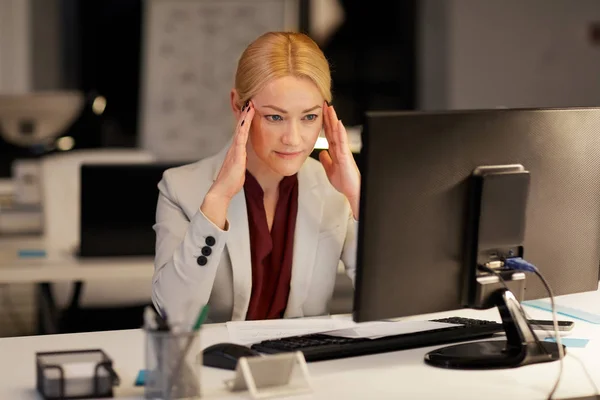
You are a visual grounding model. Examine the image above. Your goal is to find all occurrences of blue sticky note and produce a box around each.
[544,337,590,348]
[135,370,147,386]
[523,300,600,325]
[17,249,46,258]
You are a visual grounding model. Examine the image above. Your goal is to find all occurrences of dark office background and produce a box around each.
[0,0,417,178]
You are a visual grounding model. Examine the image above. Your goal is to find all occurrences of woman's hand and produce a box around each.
[319,102,361,219]
[201,101,255,229]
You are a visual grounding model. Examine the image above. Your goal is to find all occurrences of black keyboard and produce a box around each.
[250,317,504,362]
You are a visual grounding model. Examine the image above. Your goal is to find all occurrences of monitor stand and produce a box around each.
[424,289,564,369]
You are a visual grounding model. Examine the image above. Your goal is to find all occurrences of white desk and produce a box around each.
[0,254,154,334]
[1,292,599,400]
[0,237,154,283]
[0,255,154,284]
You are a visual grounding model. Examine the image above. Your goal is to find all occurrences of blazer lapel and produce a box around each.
[226,190,253,321]
[284,165,323,318]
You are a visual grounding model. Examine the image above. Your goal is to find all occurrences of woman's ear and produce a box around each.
[230,89,242,116]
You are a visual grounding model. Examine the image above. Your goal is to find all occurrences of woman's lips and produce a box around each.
[275,151,303,159]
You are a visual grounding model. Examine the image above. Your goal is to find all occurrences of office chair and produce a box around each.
[39,149,155,334]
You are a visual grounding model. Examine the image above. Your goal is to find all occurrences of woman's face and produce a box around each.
[246,76,325,177]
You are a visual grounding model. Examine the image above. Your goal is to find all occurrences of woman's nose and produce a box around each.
[282,121,302,146]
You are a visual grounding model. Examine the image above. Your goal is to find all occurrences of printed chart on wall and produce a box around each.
[139,0,298,161]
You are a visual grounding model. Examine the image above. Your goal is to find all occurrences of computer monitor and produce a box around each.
[79,163,184,257]
[354,107,600,369]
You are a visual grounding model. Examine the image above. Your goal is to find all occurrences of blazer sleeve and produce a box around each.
[341,212,358,286]
[152,170,228,328]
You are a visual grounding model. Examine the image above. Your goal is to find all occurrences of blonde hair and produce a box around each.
[234,32,332,107]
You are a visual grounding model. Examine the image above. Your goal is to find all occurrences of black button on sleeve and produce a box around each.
[197,256,208,266]
[205,236,216,246]
[201,246,212,256]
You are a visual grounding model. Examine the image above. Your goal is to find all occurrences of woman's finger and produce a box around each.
[233,100,250,132]
[328,105,340,138]
[327,105,342,163]
[336,120,351,160]
[235,101,254,145]
[336,119,348,148]
[322,101,332,138]
[234,103,254,163]
[321,103,335,154]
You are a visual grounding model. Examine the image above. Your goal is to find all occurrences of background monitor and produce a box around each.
[79,162,184,257]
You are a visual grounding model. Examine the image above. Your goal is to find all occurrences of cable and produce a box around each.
[504,257,537,273]
[533,268,564,400]
[503,258,563,400]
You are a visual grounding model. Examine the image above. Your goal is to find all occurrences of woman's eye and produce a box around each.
[265,115,283,122]
[304,114,318,121]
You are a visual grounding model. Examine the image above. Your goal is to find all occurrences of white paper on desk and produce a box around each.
[44,361,107,380]
[226,318,356,345]
[322,320,461,339]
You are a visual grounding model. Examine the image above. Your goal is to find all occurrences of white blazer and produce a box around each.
[152,144,357,325]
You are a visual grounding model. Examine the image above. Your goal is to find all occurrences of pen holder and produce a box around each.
[144,329,202,400]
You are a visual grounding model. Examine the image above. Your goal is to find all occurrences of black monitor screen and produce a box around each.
[79,163,184,257]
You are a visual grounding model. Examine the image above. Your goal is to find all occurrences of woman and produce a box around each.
[152,32,360,326]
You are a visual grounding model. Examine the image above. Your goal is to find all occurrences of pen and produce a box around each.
[192,304,209,331]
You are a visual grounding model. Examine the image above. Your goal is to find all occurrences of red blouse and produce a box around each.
[243,170,299,320]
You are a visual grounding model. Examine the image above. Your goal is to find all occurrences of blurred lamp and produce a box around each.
[0,91,84,148]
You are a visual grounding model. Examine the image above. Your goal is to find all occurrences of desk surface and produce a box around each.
[0,236,154,283]
[1,292,599,400]
[0,256,154,283]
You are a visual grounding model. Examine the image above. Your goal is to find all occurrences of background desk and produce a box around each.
[0,291,599,399]
[0,236,154,280]
[0,255,154,284]
[0,236,154,334]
